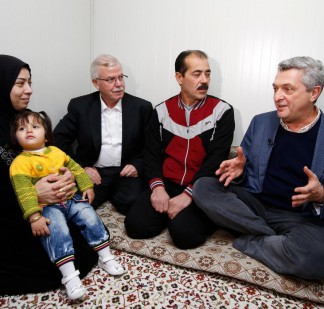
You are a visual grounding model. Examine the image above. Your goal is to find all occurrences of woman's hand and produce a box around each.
[35,167,75,204]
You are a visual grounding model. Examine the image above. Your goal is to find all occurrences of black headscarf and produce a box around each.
[0,55,31,200]
[0,54,31,144]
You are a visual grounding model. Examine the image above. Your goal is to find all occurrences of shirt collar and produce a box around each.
[100,96,122,112]
[23,147,46,154]
[280,106,321,133]
[177,93,207,110]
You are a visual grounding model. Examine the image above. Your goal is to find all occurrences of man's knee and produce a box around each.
[124,215,139,238]
[124,215,162,239]
[168,219,211,250]
[112,183,146,214]
[170,230,207,249]
[192,177,219,207]
[92,197,105,210]
[192,177,209,200]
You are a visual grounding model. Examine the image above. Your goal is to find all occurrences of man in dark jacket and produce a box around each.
[54,54,153,214]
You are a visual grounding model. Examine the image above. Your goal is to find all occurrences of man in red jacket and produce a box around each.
[125,50,235,249]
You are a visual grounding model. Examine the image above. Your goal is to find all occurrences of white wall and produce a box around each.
[92,0,324,145]
[0,0,91,126]
[1,0,324,145]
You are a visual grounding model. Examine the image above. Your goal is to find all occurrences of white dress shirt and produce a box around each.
[94,98,122,167]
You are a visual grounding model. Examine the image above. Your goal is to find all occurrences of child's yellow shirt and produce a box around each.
[10,146,93,220]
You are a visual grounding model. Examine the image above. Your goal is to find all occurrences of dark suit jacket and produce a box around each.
[53,92,153,175]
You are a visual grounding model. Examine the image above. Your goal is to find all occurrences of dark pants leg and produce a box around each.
[168,200,215,249]
[193,177,275,235]
[125,181,216,249]
[124,188,169,239]
[109,176,146,215]
[193,177,324,280]
[92,167,146,215]
[234,208,324,280]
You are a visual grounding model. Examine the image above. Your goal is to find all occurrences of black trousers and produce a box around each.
[92,166,146,215]
[125,180,215,249]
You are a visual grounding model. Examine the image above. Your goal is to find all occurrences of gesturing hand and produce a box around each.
[216,146,246,186]
[292,166,324,207]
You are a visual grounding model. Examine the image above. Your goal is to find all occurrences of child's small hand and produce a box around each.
[83,188,95,204]
[30,216,51,237]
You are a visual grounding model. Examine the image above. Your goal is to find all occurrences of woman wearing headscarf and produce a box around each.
[0,54,97,295]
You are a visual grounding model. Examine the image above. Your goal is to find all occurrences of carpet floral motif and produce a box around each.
[1,250,323,308]
[1,203,324,308]
[98,204,324,305]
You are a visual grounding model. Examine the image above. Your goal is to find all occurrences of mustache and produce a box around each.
[197,84,208,90]
[113,87,124,92]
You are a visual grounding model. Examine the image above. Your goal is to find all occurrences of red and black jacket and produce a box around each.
[145,94,235,197]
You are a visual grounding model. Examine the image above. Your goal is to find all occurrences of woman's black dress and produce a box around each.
[0,55,97,295]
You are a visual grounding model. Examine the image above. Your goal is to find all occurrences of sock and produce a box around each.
[59,262,82,289]
[97,246,113,260]
[59,261,76,278]
[97,246,125,273]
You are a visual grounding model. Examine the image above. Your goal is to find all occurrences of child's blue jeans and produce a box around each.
[40,194,109,265]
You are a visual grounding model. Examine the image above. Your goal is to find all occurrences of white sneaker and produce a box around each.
[98,255,127,276]
[61,270,86,300]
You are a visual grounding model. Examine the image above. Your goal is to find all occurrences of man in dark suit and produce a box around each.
[54,54,153,214]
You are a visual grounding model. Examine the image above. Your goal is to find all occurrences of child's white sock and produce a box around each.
[97,246,113,260]
[59,262,82,290]
[59,261,76,277]
[97,246,126,275]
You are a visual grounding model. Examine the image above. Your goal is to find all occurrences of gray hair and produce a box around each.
[278,56,324,92]
[90,54,121,79]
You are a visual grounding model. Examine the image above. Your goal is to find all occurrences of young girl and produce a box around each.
[9,110,126,300]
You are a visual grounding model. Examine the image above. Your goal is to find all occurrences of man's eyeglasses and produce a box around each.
[95,74,128,84]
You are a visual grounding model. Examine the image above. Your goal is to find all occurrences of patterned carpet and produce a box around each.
[1,203,324,308]
[102,205,324,305]
[1,249,323,308]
